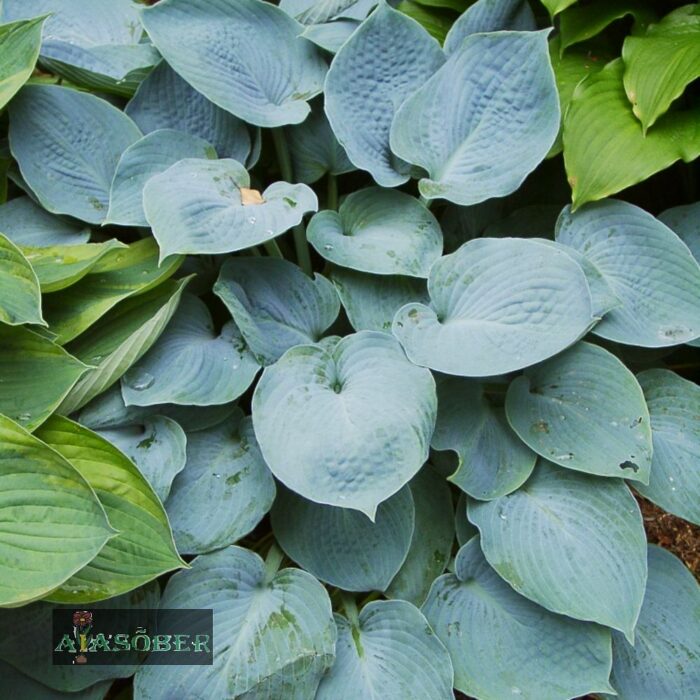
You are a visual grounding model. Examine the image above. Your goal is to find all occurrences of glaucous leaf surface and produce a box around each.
[606,545,700,699]
[0,16,45,110]
[443,0,536,55]
[133,546,336,699]
[165,411,276,554]
[125,61,252,164]
[556,199,700,346]
[562,59,700,207]
[634,369,700,526]
[386,467,454,605]
[317,599,454,700]
[307,187,442,277]
[330,267,428,333]
[422,538,615,700]
[95,415,187,503]
[0,232,44,325]
[659,201,700,262]
[505,341,652,480]
[106,129,216,227]
[271,486,414,591]
[121,293,259,407]
[390,30,559,205]
[282,0,377,24]
[0,324,87,430]
[432,376,537,499]
[214,256,339,365]
[469,461,647,640]
[301,19,360,53]
[392,238,594,377]
[0,414,113,606]
[324,1,445,187]
[8,85,141,223]
[36,416,184,603]
[143,158,317,259]
[141,0,327,127]
[253,331,437,518]
[0,661,111,700]
[0,196,90,247]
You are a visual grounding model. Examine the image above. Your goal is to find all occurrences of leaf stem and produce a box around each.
[264,542,285,582]
[327,173,338,210]
[419,194,432,209]
[263,239,284,258]
[341,592,360,627]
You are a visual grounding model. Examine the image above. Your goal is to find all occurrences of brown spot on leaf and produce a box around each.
[240,187,264,206]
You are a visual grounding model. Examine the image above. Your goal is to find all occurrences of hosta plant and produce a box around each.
[0,0,699,698]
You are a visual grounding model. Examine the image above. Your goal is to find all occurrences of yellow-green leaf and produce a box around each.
[0,15,46,110]
[0,231,44,325]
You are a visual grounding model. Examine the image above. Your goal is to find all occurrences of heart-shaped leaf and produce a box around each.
[271,485,414,591]
[324,1,444,187]
[391,30,559,205]
[505,341,652,480]
[214,257,339,365]
[392,238,594,377]
[469,460,647,640]
[133,546,336,698]
[165,411,276,554]
[143,158,318,259]
[422,538,615,700]
[141,0,327,127]
[307,187,442,277]
[0,232,44,325]
[253,331,436,518]
[0,16,45,110]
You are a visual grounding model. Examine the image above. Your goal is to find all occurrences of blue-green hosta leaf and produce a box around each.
[0,196,90,247]
[133,546,336,699]
[287,107,355,184]
[59,277,189,415]
[324,2,444,187]
[121,293,259,407]
[0,583,159,692]
[0,662,111,700]
[469,461,647,640]
[556,199,700,346]
[390,31,559,205]
[392,238,594,377]
[386,467,454,605]
[0,232,44,325]
[302,19,360,53]
[317,599,453,700]
[272,486,414,591]
[144,158,318,259]
[444,0,536,55]
[95,415,186,503]
[125,61,252,164]
[308,187,443,277]
[331,267,428,333]
[606,545,700,699]
[0,325,88,430]
[633,370,700,526]
[433,376,537,499]
[106,129,216,227]
[0,16,45,110]
[659,201,700,262]
[280,0,377,23]
[253,331,436,518]
[214,257,339,365]
[506,341,652,481]
[422,538,615,700]
[141,0,327,128]
[8,85,141,224]
[165,411,275,555]
[454,492,477,546]
[36,416,185,603]
[42,238,182,344]
[0,414,113,606]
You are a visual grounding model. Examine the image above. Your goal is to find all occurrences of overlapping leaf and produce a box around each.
[0,232,44,325]
[0,16,45,110]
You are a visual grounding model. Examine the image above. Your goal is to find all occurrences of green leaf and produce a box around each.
[0,414,113,606]
[317,600,454,699]
[0,16,45,110]
[0,231,44,325]
[272,485,415,591]
[469,460,647,640]
[505,341,652,481]
[0,661,111,700]
[422,538,615,699]
[0,324,88,430]
[36,415,185,603]
[540,0,578,16]
[252,331,437,518]
[622,5,700,132]
[562,58,700,208]
[397,1,454,43]
[133,546,336,698]
[454,491,477,546]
